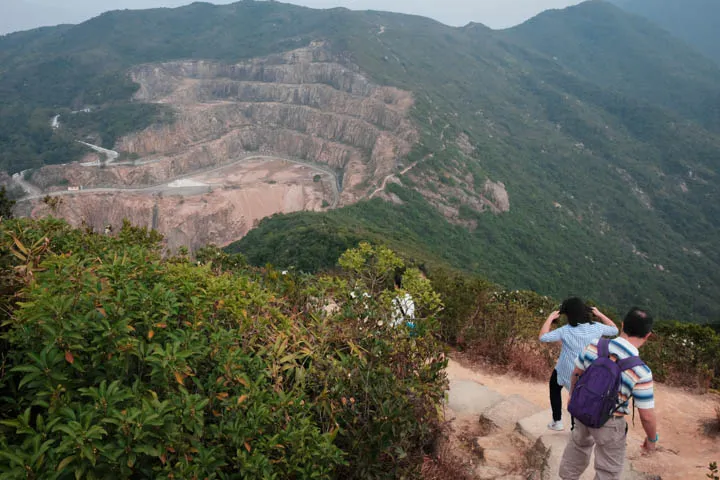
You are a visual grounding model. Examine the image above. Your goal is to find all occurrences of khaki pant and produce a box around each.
[559,416,627,480]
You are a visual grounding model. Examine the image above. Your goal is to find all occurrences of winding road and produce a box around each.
[368,155,429,199]
[78,141,120,165]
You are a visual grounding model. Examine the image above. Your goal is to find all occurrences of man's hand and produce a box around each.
[641,437,657,454]
[591,306,601,317]
[549,310,561,322]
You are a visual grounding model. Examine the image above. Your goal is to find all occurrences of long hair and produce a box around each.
[559,297,592,327]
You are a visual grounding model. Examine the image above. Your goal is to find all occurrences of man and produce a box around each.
[391,271,415,328]
[559,308,658,480]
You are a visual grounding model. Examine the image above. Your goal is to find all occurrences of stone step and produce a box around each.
[447,379,505,416]
[473,432,532,479]
[517,409,566,443]
[481,394,545,431]
[537,433,595,480]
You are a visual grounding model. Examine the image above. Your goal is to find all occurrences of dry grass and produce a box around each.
[507,341,557,381]
[702,401,720,437]
[421,444,474,480]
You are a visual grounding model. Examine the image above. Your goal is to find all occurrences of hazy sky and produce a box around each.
[1,0,584,35]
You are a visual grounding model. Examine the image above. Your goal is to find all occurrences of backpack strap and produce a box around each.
[613,354,646,426]
[616,356,645,371]
[597,337,611,358]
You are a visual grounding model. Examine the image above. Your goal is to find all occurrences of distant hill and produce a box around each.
[611,0,720,64]
[2,0,720,321]
[504,0,720,130]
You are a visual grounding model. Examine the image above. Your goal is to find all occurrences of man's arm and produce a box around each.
[639,408,658,452]
[538,310,561,341]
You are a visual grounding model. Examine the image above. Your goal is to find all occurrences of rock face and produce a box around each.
[23,42,418,250]
[24,158,331,251]
[114,41,416,203]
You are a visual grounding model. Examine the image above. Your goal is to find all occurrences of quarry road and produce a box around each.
[369,156,427,199]
[16,155,340,208]
[78,141,120,165]
[11,171,42,197]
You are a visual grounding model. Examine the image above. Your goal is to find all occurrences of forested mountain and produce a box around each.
[2,0,720,321]
[611,0,720,64]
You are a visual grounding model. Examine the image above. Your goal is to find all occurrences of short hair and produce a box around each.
[560,297,592,327]
[622,308,654,337]
[393,268,405,288]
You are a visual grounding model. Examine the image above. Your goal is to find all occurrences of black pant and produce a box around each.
[549,369,563,422]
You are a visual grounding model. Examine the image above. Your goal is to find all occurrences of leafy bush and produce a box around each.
[642,321,720,390]
[430,269,556,371]
[709,461,719,480]
[0,220,447,479]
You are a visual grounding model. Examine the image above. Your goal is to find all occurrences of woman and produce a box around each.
[538,297,619,431]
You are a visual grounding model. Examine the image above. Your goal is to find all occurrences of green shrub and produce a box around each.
[642,321,720,390]
[0,221,447,479]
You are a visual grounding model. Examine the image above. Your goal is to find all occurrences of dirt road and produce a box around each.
[16,155,341,208]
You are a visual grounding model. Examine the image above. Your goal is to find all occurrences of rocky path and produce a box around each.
[443,357,719,479]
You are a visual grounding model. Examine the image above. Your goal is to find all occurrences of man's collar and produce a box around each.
[615,336,640,355]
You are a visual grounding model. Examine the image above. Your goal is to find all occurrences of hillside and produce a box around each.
[611,0,720,65]
[504,0,720,130]
[2,1,720,321]
[2,218,718,478]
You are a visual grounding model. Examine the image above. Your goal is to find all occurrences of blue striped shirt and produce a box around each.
[576,337,654,413]
[541,322,619,389]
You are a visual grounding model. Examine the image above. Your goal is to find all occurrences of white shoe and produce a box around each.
[547,420,564,431]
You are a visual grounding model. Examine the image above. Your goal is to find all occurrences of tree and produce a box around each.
[0,187,16,219]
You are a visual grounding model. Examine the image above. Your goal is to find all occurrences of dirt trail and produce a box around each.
[369,155,429,199]
[447,357,720,479]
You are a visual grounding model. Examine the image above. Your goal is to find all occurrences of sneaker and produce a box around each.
[547,420,564,431]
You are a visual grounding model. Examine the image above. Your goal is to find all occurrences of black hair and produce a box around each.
[560,297,592,327]
[393,268,406,288]
[417,263,429,277]
[622,308,654,338]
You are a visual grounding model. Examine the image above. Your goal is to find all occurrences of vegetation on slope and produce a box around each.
[0,219,447,478]
[611,0,720,65]
[504,0,720,130]
[2,0,720,322]
[229,182,720,323]
[1,217,719,479]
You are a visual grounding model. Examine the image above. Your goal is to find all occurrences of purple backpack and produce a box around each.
[568,338,644,428]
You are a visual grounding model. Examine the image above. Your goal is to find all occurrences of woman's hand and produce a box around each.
[591,307,617,327]
[539,310,561,340]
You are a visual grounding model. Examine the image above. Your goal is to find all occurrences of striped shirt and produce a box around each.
[575,337,654,414]
[540,323,619,390]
